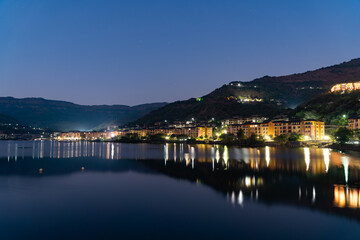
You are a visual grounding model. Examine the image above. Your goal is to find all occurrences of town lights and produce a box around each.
[304,135,311,141]
[324,135,330,141]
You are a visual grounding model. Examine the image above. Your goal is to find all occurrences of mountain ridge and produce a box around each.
[134,58,360,125]
[0,97,167,131]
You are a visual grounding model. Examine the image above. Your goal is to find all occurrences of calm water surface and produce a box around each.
[0,141,359,239]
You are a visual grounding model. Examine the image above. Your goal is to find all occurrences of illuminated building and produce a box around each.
[58,131,121,141]
[228,119,325,140]
[59,132,82,140]
[331,81,360,92]
[221,116,267,126]
[348,116,360,130]
[125,126,213,139]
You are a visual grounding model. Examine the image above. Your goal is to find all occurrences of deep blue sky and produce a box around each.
[1,0,360,106]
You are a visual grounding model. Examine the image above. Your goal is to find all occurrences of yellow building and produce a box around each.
[124,126,213,139]
[228,119,325,140]
[59,132,83,140]
[348,117,360,130]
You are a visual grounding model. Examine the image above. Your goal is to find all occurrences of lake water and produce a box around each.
[0,141,359,239]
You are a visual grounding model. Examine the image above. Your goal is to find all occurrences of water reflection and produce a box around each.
[323,148,330,172]
[334,185,360,208]
[2,141,360,219]
[342,156,349,184]
[304,147,310,171]
[265,146,270,167]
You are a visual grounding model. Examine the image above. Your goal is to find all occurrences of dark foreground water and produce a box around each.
[0,141,359,239]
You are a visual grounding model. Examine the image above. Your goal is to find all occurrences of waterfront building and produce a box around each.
[348,116,360,130]
[59,132,83,140]
[228,119,325,140]
[124,126,213,139]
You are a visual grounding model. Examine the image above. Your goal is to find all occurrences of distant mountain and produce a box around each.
[0,97,167,131]
[135,58,360,125]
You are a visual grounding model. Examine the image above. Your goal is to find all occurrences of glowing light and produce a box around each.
[349,188,359,208]
[245,176,251,187]
[342,156,349,183]
[304,147,310,171]
[111,143,114,159]
[223,146,229,169]
[323,148,330,172]
[238,190,244,207]
[334,185,360,209]
[334,185,346,208]
[184,153,190,166]
[174,144,177,161]
[312,186,316,204]
[324,135,330,141]
[215,148,220,163]
[211,147,215,171]
[304,135,311,141]
[265,146,270,167]
[231,191,235,205]
[164,144,169,166]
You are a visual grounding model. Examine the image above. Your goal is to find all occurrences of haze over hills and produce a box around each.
[0,97,166,131]
[0,113,18,124]
[135,58,360,125]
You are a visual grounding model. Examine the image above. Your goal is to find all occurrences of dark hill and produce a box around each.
[229,58,360,107]
[134,94,287,126]
[294,91,360,125]
[0,97,166,131]
[135,58,360,125]
[0,113,18,124]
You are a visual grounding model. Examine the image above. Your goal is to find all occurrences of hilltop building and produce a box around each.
[221,116,268,126]
[331,82,360,92]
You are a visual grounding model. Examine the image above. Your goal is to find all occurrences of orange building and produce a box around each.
[348,117,360,130]
[126,126,213,139]
[228,119,325,140]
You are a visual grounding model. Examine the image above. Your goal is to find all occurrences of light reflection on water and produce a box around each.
[2,141,360,181]
[1,141,360,212]
[1,141,360,239]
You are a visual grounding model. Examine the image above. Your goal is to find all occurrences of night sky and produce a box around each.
[1,0,360,106]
